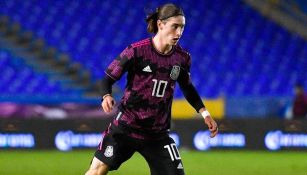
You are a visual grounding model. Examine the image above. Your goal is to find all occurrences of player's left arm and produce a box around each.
[199,107,218,138]
[178,78,218,138]
[177,58,218,137]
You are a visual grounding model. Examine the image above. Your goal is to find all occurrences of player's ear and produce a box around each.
[157,19,163,31]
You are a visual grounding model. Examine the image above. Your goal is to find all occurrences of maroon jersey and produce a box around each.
[293,93,307,118]
[105,38,192,137]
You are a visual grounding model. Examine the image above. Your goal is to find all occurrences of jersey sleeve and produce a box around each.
[177,55,192,86]
[178,55,205,112]
[105,46,135,80]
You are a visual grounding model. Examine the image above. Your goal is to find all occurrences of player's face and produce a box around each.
[158,16,185,46]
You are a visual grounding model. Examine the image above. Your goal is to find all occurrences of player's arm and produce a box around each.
[178,80,218,138]
[199,107,218,138]
[177,63,218,137]
[100,76,116,113]
[100,46,134,113]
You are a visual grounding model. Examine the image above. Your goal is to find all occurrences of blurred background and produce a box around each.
[0,0,307,174]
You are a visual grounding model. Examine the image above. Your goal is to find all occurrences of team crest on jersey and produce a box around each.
[104,146,113,157]
[170,65,180,80]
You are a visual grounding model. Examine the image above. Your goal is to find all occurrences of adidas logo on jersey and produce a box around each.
[142,65,152,72]
[177,162,184,169]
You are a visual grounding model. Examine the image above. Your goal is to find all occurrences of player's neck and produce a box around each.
[152,35,172,55]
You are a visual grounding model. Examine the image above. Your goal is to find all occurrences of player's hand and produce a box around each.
[204,115,218,138]
[101,95,115,113]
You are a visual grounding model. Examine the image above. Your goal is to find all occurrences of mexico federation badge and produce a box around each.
[170,65,180,80]
[104,146,113,157]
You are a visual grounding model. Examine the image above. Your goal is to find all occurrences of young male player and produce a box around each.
[85,3,218,175]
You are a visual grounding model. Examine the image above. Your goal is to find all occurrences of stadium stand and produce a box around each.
[0,0,306,103]
[0,48,95,103]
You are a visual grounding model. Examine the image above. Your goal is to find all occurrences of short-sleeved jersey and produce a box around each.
[105,38,192,137]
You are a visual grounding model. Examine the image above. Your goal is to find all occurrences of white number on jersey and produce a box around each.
[152,79,168,97]
[164,143,181,161]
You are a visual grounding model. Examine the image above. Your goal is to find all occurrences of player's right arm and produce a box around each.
[100,76,116,113]
[102,95,115,113]
[100,46,135,113]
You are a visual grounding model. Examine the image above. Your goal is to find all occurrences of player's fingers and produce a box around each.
[210,122,218,138]
[102,100,111,113]
[111,99,115,108]
[106,98,116,112]
[102,101,108,112]
[205,118,213,129]
[108,99,115,109]
[105,100,111,110]
[210,128,218,138]
[101,101,105,110]
[209,120,216,131]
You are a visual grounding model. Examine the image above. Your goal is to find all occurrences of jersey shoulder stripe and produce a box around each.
[131,38,151,48]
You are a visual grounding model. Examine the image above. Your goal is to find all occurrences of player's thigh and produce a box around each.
[94,127,136,170]
[139,136,185,175]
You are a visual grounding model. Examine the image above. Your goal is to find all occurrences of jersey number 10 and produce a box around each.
[152,79,168,97]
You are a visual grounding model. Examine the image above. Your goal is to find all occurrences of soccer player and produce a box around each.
[85,3,218,175]
[293,83,307,119]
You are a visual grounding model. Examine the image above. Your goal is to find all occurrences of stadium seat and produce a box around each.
[0,0,306,101]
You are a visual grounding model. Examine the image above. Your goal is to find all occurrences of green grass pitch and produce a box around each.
[0,150,307,175]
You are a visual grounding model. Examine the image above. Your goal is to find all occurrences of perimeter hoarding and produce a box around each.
[1,118,307,151]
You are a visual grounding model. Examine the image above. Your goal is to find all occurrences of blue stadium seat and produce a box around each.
[0,0,306,101]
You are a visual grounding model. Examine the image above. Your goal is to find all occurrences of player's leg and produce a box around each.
[139,136,185,175]
[85,157,109,175]
[85,124,136,174]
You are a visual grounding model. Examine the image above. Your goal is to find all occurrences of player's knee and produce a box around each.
[85,157,109,175]
[85,168,99,175]
[85,168,107,175]
[84,170,94,175]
